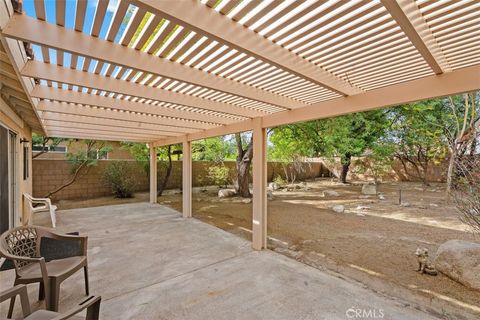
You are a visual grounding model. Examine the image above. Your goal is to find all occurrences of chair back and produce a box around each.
[0,226,40,271]
[23,193,35,212]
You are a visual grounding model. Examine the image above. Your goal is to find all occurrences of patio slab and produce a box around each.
[1,203,440,319]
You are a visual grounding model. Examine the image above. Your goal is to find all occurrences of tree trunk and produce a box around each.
[446,147,457,194]
[340,153,351,184]
[158,145,172,196]
[235,133,253,198]
[236,158,251,197]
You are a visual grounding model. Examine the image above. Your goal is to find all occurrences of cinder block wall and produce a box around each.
[33,160,324,201]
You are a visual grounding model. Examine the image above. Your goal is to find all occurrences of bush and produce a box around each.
[273,175,287,187]
[103,162,137,198]
[207,165,230,188]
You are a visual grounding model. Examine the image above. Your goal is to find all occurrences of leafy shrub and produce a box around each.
[273,175,287,187]
[207,165,230,188]
[103,162,137,198]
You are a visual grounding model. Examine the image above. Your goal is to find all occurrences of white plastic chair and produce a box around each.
[23,193,57,228]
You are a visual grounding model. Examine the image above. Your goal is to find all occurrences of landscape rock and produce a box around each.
[322,190,340,197]
[286,184,303,191]
[355,205,370,211]
[332,205,345,213]
[242,198,252,204]
[378,194,386,200]
[358,195,372,199]
[434,240,480,291]
[268,182,279,190]
[361,184,377,195]
[218,189,236,198]
[400,202,411,207]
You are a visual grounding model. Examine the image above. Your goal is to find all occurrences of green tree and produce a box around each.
[387,102,448,186]
[271,111,389,184]
[122,142,180,196]
[192,136,235,163]
[45,140,112,198]
[269,126,309,184]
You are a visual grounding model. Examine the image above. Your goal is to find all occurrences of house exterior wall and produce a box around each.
[0,97,32,226]
[33,140,134,160]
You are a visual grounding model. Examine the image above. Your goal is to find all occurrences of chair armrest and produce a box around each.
[51,296,101,320]
[39,228,88,256]
[0,251,44,264]
[30,198,52,206]
[0,285,32,316]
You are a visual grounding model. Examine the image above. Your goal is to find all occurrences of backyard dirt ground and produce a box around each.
[56,180,480,317]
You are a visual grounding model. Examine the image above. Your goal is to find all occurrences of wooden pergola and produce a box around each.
[1,0,479,249]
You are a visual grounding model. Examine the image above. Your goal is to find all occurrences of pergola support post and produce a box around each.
[182,139,192,218]
[252,118,267,250]
[149,145,157,204]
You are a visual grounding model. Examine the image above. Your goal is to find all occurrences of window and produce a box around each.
[88,149,108,160]
[32,145,67,153]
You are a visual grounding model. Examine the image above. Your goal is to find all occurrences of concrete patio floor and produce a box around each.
[1,202,442,319]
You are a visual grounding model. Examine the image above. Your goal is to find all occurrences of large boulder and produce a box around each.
[218,189,236,198]
[434,240,480,291]
[361,184,377,195]
[268,182,279,190]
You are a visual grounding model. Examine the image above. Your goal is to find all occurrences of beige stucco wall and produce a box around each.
[0,97,33,226]
[33,160,324,201]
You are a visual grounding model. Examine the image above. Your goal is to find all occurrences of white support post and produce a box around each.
[182,139,192,218]
[252,118,267,250]
[149,145,157,204]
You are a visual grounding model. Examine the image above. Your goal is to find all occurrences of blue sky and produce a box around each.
[23,0,124,71]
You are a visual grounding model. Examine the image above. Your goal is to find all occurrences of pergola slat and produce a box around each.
[91,0,109,37]
[106,0,130,41]
[132,0,363,96]
[74,0,87,32]
[381,0,451,74]
[21,61,265,119]
[2,14,303,110]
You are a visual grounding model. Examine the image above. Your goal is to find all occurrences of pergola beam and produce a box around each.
[134,0,363,96]
[3,14,303,110]
[44,126,167,140]
[154,64,480,146]
[31,85,235,126]
[45,131,155,142]
[381,0,451,74]
[42,121,178,137]
[22,61,262,119]
[39,113,198,134]
[37,100,216,130]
